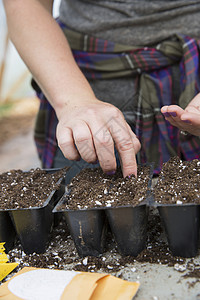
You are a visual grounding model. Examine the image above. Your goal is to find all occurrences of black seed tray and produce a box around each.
[150,196,200,258]
[0,169,66,254]
[0,211,16,252]
[53,164,153,257]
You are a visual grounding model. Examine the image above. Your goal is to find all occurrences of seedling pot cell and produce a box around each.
[62,209,107,257]
[9,197,55,254]
[158,205,200,258]
[7,170,66,254]
[106,205,148,256]
[0,211,16,251]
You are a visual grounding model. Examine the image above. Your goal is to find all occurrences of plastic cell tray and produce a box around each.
[58,204,107,257]
[0,211,16,252]
[106,204,148,256]
[157,203,200,258]
[53,164,153,257]
[0,169,66,254]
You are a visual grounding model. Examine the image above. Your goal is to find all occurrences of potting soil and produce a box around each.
[154,156,200,204]
[59,165,151,210]
[0,167,68,209]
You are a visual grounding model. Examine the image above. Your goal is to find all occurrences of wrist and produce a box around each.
[53,92,99,120]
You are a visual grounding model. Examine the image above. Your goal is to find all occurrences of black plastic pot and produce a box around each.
[0,211,16,251]
[54,198,107,257]
[157,204,200,258]
[1,169,66,254]
[106,204,148,256]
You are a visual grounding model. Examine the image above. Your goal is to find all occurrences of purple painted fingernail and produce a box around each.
[163,112,170,117]
[183,120,191,124]
[92,160,99,165]
[76,157,81,161]
[106,170,116,176]
[169,112,177,117]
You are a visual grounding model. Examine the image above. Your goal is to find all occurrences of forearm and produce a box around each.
[3,0,95,119]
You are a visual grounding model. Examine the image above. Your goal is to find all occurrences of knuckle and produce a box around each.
[97,139,113,149]
[86,107,96,116]
[134,140,141,152]
[58,145,78,160]
[75,135,90,144]
[58,139,72,149]
[84,155,97,163]
[109,107,121,119]
[100,160,116,173]
[118,139,133,152]
[65,153,78,160]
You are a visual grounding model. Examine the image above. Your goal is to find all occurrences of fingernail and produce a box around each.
[169,112,177,117]
[76,157,81,161]
[182,120,191,124]
[163,112,170,117]
[92,160,99,165]
[128,174,136,178]
[106,170,116,175]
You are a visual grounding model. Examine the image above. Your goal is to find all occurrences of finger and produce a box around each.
[161,105,184,119]
[166,105,184,117]
[108,116,137,178]
[181,112,198,124]
[161,105,169,114]
[91,122,116,174]
[72,121,97,163]
[161,105,185,129]
[57,126,80,161]
[126,123,141,154]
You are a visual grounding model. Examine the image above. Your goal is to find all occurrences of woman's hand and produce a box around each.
[56,98,141,177]
[161,93,200,136]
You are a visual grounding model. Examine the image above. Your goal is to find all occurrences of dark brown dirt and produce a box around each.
[183,268,200,279]
[154,156,200,204]
[0,167,69,209]
[58,165,151,210]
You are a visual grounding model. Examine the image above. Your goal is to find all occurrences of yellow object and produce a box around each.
[0,253,8,264]
[0,263,19,282]
[0,243,6,251]
[0,267,140,299]
[0,243,18,281]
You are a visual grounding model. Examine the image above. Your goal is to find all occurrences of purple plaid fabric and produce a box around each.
[33,20,200,173]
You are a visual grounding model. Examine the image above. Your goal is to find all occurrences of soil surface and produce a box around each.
[0,167,68,209]
[154,156,200,204]
[58,165,151,210]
